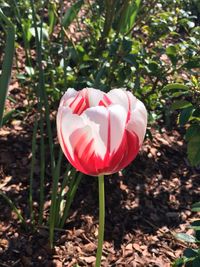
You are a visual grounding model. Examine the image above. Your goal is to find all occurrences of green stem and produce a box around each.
[38,117,45,225]
[95,175,105,267]
[29,117,38,224]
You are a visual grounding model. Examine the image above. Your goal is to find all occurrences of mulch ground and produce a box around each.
[0,103,200,267]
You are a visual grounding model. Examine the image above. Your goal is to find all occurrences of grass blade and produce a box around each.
[29,117,38,224]
[38,116,45,225]
[116,0,141,35]
[62,0,84,29]
[29,0,55,173]
[59,173,82,228]
[49,150,63,248]
[0,9,15,127]
[0,191,26,228]
[54,164,72,226]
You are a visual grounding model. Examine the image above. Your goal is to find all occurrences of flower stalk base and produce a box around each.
[95,175,105,267]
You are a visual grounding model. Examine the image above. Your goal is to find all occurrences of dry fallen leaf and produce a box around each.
[80,256,96,264]
[0,176,12,189]
[83,242,96,253]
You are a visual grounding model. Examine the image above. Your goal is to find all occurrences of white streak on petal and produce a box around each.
[81,106,108,159]
[59,88,78,107]
[107,89,137,112]
[108,104,127,153]
[83,88,105,107]
[126,91,137,109]
[57,106,88,160]
[127,99,147,145]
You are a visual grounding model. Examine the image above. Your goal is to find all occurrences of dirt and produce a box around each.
[0,104,200,267]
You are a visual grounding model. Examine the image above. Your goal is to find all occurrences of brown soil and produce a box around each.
[0,105,200,267]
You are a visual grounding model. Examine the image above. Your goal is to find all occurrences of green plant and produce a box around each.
[173,202,200,267]
[0,8,15,127]
[0,0,83,247]
[163,79,200,167]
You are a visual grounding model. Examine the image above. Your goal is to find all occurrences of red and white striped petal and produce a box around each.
[82,106,109,160]
[59,88,78,107]
[81,104,128,160]
[107,89,137,113]
[80,88,105,107]
[126,99,147,145]
[107,104,127,154]
[57,106,84,159]
[57,106,93,172]
[116,130,139,170]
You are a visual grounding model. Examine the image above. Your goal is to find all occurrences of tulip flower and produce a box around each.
[57,88,147,176]
[57,88,147,267]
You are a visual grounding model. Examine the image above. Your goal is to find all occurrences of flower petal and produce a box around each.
[107,104,127,153]
[81,88,105,107]
[116,130,139,170]
[126,99,147,145]
[107,89,137,112]
[81,106,109,159]
[57,106,90,163]
[57,106,102,175]
[59,88,78,107]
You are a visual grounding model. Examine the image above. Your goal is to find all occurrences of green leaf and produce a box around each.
[2,110,16,125]
[189,220,200,231]
[179,106,194,126]
[123,54,138,66]
[166,45,177,56]
[166,45,178,65]
[193,109,200,118]
[171,91,188,97]
[187,134,200,166]
[183,59,200,69]
[48,2,57,35]
[175,233,197,243]
[16,73,26,80]
[0,2,10,7]
[122,38,132,53]
[148,61,159,73]
[173,256,195,267]
[173,257,185,267]
[162,83,190,91]
[192,202,200,212]
[192,257,200,267]
[117,0,141,35]
[184,248,198,258]
[186,125,200,141]
[0,9,15,127]
[29,27,49,41]
[62,0,84,29]
[25,66,35,76]
[172,100,192,110]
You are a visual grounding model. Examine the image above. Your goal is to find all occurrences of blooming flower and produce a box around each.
[57,88,147,176]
